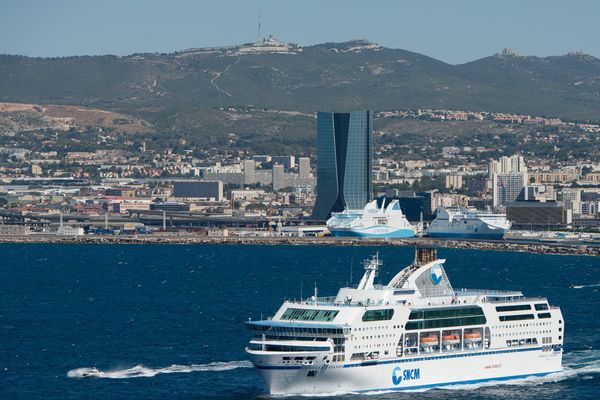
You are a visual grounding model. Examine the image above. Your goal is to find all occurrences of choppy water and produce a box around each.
[0,244,599,399]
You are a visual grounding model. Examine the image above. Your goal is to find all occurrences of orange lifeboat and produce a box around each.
[442,334,460,345]
[464,331,482,343]
[420,335,439,347]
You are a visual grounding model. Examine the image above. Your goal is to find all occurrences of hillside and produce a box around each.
[1,39,600,151]
[0,102,151,135]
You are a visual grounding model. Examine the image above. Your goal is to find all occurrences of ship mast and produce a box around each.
[357,253,382,290]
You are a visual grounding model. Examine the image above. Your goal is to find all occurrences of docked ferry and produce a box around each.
[426,206,512,240]
[326,199,416,238]
[245,248,563,395]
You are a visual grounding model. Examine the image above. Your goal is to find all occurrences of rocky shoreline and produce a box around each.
[0,235,599,256]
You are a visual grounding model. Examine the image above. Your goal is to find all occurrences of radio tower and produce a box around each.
[257,11,262,43]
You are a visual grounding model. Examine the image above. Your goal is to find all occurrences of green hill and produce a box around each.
[1,39,600,152]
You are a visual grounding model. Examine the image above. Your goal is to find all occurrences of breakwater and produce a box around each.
[1,235,599,256]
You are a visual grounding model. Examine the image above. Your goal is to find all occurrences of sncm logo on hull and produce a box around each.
[392,367,421,385]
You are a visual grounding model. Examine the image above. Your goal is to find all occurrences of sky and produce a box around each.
[1,0,599,64]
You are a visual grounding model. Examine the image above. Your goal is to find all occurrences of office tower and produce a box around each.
[312,110,373,220]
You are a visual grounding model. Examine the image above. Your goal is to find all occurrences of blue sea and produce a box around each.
[1,244,599,400]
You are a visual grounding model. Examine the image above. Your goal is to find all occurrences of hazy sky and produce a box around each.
[1,0,598,64]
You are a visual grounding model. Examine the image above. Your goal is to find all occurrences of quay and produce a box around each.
[1,235,599,256]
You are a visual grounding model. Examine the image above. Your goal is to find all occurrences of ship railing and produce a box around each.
[316,296,338,304]
[485,296,547,303]
[287,296,386,307]
[454,288,523,297]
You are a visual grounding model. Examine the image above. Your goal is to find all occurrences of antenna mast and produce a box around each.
[257,11,262,42]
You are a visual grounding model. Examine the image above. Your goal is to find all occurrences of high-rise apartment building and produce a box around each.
[243,160,256,185]
[312,110,373,220]
[272,164,286,191]
[489,155,528,207]
[494,174,525,207]
[298,157,311,179]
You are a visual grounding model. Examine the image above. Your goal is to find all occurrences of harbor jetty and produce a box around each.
[1,235,599,256]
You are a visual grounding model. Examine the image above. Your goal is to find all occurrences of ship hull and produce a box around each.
[253,347,562,395]
[330,227,415,238]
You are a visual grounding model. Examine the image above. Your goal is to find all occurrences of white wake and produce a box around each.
[570,283,600,289]
[67,360,252,379]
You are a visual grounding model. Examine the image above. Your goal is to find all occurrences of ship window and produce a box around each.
[362,309,394,322]
[406,306,486,330]
[537,313,551,319]
[408,306,484,320]
[496,304,532,312]
[534,303,549,311]
[281,308,339,322]
[499,314,534,322]
[406,315,486,330]
[264,344,330,352]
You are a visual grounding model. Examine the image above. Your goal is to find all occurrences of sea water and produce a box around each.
[0,244,598,399]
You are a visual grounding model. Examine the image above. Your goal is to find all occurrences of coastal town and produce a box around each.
[2,106,600,250]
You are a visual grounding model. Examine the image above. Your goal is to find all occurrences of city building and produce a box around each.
[488,155,527,178]
[558,189,582,215]
[173,181,223,201]
[444,175,464,190]
[507,201,572,230]
[0,224,31,236]
[493,173,525,207]
[243,160,256,185]
[272,164,286,191]
[31,165,43,176]
[272,156,296,171]
[230,189,266,202]
[312,110,373,220]
[489,155,528,207]
[298,157,311,179]
[529,170,579,184]
[105,188,137,197]
[252,155,272,164]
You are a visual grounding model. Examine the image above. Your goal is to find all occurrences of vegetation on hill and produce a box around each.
[1,40,600,153]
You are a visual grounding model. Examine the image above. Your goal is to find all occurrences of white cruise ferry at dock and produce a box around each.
[245,248,563,395]
[427,206,512,240]
[326,199,416,238]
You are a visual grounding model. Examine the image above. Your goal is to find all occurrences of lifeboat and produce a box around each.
[463,331,482,344]
[442,334,460,345]
[420,335,439,347]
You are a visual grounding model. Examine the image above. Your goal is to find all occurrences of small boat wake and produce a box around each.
[67,360,252,379]
[569,283,600,289]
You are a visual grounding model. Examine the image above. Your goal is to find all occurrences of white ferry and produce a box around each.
[326,199,416,238]
[245,248,563,395]
[427,206,512,240]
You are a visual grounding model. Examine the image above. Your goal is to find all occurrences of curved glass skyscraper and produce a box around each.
[312,110,373,221]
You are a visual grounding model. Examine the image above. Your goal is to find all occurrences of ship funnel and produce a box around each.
[415,246,437,266]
